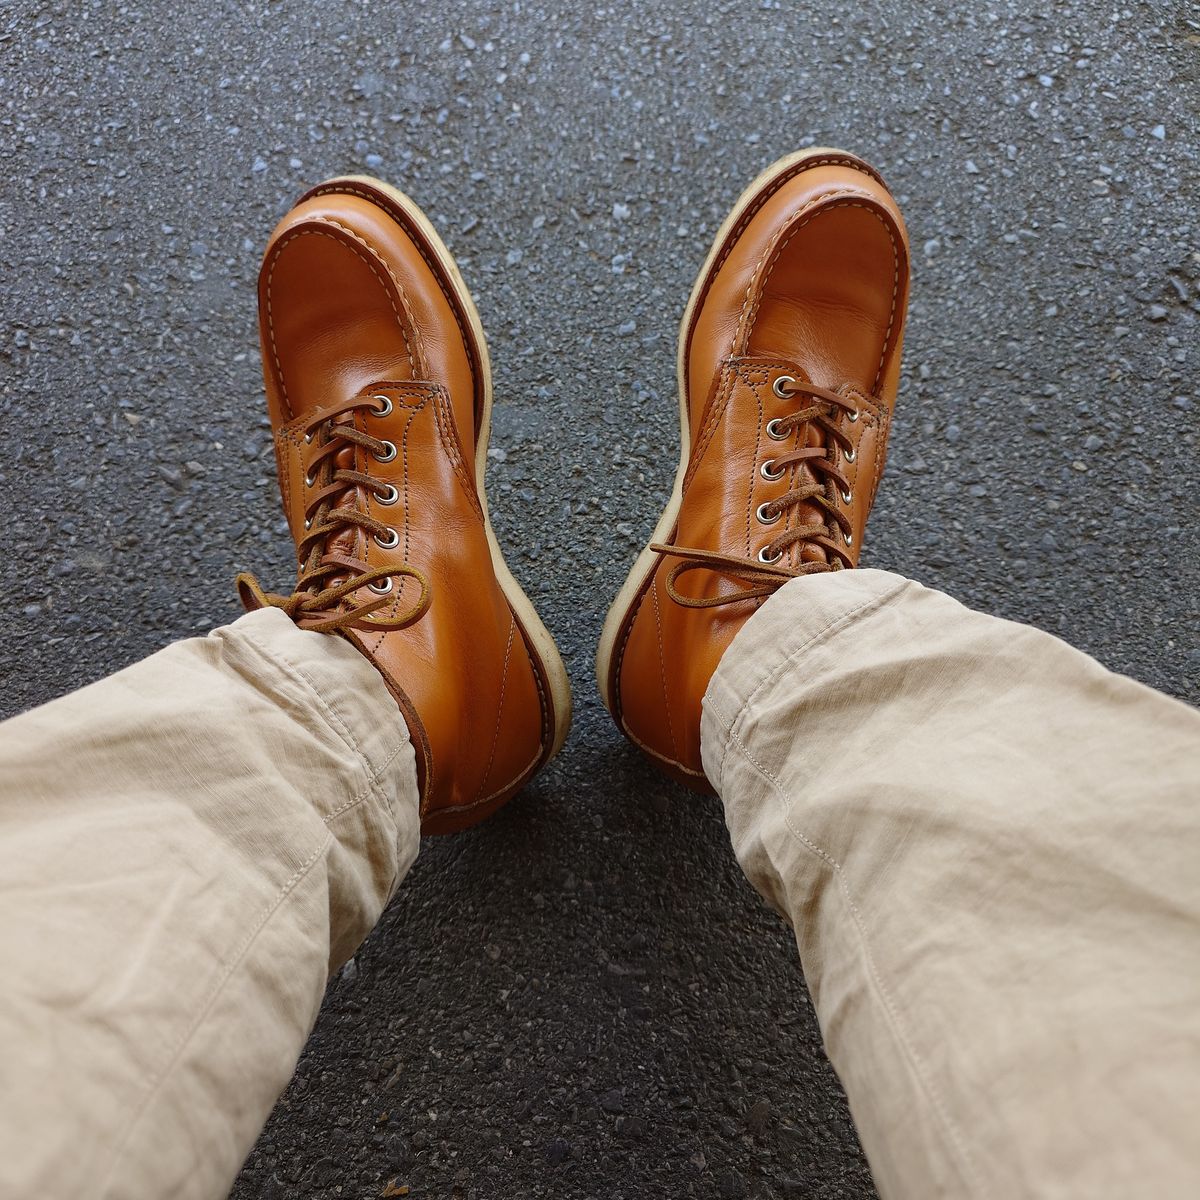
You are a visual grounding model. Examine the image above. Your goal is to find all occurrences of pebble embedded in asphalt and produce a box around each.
[2,3,1196,1199]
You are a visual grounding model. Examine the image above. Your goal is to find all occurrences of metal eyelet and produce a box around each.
[844,446,856,463]
[375,483,399,506]
[303,431,314,445]
[772,375,796,398]
[765,418,788,441]
[760,459,785,481]
[841,487,853,504]
[304,468,317,487]
[303,516,313,530]
[758,545,784,564]
[756,501,781,526]
[844,529,854,546]
[374,440,398,464]
[374,527,400,549]
[847,408,860,423]
[371,394,393,418]
[367,578,393,595]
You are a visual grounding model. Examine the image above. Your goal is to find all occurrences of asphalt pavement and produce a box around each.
[2,1,1198,1197]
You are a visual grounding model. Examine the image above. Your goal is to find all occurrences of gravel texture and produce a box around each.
[2,2,1198,1197]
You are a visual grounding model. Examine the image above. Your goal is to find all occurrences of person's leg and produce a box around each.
[702,568,1200,1199]
[0,608,418,1199]
[0,173,570,1199]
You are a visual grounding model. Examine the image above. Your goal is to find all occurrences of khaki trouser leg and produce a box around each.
[702,569,1200,1200]
[0,608,420,1200]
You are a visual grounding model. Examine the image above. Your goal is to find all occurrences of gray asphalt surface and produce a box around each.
[2,2,1198,1197]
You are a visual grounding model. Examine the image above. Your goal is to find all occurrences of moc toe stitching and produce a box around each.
[262,223,422,419]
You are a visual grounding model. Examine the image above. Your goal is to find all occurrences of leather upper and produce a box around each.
[608,153,911,790]
[252,181,562,833]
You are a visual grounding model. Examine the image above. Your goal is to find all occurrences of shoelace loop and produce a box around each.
[655,378,861,609]
[237,393,431,633]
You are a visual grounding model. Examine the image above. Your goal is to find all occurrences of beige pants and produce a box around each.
[1,573,1197,1199]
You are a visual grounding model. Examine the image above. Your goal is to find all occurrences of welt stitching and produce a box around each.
[619,718,707,777]
[744,199,900,397]
[523,618,554,755]
[477,615,515,800]
[724,727,988,1198]
[264,226,415,421]
[435,742,543,816]
[734,188,870,352]
[650,581,680,758]
[313,215,428,376]
[704,156,884,285]
[610,584,651,722]
[305,182,476,372]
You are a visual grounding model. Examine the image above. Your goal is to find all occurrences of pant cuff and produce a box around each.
[210,608,419,830]
[700,568,912,794]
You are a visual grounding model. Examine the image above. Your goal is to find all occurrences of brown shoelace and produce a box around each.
[237,393,430,633]
[654,379,859,609]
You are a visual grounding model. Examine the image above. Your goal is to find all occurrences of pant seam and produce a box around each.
[279,652,406,829]
[320,739,407,825]
[270,644,401,783]
[714,580,909,789]
[722,722,989,1200]
[97,768,394,1197]
[231,633,410,840]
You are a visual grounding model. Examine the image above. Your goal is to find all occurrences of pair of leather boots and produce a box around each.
[237,150,911,833]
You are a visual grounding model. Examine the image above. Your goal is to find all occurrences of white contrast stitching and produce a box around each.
[263,224,419,420]
[721,579,910,760]
[722,724,988,1197]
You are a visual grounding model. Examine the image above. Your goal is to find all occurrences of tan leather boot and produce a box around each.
[238,178,571,833]
[597,149,911,791]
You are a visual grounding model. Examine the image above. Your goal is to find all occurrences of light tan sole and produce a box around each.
[594,147,852,714]
[324,174,573,761]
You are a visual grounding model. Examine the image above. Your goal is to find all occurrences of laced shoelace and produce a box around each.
[653,378,859,609]
[237,393,431,633]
